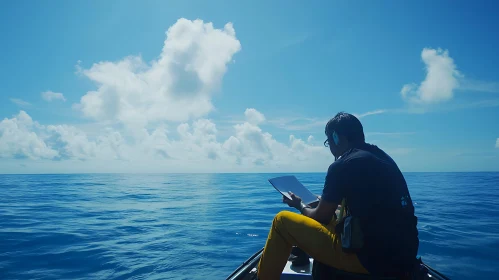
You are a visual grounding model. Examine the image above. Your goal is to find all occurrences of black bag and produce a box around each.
[335,207,364,253]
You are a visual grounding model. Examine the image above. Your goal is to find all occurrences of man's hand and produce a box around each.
[283,191,302,210]
[308,195,321,208]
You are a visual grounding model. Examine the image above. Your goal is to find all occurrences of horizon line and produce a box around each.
[1,171,498,175]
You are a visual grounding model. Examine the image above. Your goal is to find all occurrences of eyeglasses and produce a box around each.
[324,139,329,147]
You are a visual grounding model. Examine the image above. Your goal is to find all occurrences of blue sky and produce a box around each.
[1,0,498,173]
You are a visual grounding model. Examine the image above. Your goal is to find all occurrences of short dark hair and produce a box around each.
[325,112,365,143]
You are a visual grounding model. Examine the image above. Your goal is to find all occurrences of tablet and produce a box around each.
[268,175,319,205]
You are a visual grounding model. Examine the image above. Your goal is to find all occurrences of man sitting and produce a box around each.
[256,112,419,280]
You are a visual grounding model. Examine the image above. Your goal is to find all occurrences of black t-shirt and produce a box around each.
[321,143,419,275]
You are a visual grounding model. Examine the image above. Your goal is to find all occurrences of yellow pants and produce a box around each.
[257,210,368,280]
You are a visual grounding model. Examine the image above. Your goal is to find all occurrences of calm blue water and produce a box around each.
[1,173,499,280]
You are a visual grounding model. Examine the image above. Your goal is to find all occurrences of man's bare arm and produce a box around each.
[301,198,340,224]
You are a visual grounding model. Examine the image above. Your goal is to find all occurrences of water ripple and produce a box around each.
[1,173,498,279]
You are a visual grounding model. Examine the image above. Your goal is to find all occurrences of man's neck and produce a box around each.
[350,141,367,149]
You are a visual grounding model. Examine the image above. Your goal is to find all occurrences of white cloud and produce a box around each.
[401,48,460,104]
[280,34,309,49]
[355,109,387,119]
[400,84,415,100]
[245,108,266,125]
[459,79,499,93]
[267,117,326,132]
[46,125,97,160]
[216,110,331,167]
[75,18,241,129]
[268,111,389,131]
[0,19,344,172]
[10,98,31,107]
[0,112,130,162]
[227,122,274,164]
[42,91,66,102]
[0,111,58,159]
[265,110,387,132]
[75,60,83,74]
[446,99,499,111]
[45,125,129,161]
[0,108,334,172]
[174,119,221,160]
[496,138,499,148]
[366,132,416,137]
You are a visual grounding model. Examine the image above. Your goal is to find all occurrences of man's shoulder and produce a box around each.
[344,144,394,163]
[337,147,373,164]
[326,158,346,173]
[328,144,396,173]
[326,149,369,174]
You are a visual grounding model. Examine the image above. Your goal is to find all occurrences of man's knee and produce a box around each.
[272,210,296,228]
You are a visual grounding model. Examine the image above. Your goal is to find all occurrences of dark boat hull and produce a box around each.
[226,248,450,280]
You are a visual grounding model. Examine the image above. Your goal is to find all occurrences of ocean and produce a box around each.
[1,173,498,279]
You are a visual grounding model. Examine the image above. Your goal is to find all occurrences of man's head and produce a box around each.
[324,112,365,158]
